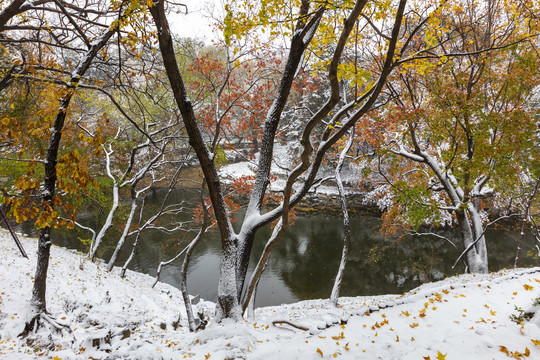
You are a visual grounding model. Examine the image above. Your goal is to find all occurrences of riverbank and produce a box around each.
[2,230,540,359]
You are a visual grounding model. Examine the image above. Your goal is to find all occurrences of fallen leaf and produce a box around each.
[204,354,211,359]
[316,348,323,357]
[401,311,410,317]
[500,346,510,356]
[436,350,447,360]
[410,323,419,328]
[523,284,533,291]
[531,339,540,346]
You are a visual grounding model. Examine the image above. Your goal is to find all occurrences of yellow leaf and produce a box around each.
[410,323,419,328]
[531,339,540,346]
[53,356,62,360]
[205,354,211,359]
[436,350,447,360]
[316,348,323,357]
[401,311,410,317]
[523,284,533,291]
[500,346,510,355]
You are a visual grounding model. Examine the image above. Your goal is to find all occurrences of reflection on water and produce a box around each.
[15,188,538,307]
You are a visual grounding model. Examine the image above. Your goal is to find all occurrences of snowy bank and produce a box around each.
[1,228,540,359]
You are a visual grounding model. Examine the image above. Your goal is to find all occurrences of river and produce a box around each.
[14,187,538,307]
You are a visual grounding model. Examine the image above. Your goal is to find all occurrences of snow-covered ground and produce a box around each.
[1,228,540,359]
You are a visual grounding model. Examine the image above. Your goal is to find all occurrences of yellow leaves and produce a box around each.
[316,348,323,357]
[523,284,533,291]
[401,310,410,317]
[500,345,531,358]
[436,350,447,360]
[53,356,62,360]
[331,332,345,340]
[531,339,540,346]
[409,322,419,328]
[204,354,211,359]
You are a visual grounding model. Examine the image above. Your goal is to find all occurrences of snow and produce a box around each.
[2,228,540,359]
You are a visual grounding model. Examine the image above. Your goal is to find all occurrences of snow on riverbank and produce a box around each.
[1,228,540,359]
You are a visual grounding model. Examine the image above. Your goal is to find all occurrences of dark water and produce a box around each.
[15,188,538,307]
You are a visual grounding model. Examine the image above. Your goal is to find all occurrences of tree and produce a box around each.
[0,0,147,328]
[147,0,464,320]
[362,0,540,273]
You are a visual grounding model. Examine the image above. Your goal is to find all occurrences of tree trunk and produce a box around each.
[330,130,354,305]
[106,193,137,271]
[32,92,71,311]
[456,208,488,273]
[148,1,239,320]
[89,183,119,260]
[30,20,121,313]
[180,224,207,331]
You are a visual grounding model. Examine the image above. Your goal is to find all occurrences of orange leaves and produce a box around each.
[523,284,533,291]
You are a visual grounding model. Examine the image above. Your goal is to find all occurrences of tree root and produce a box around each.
[19,311,74,344]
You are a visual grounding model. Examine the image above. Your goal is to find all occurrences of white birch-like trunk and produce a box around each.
[89,183,119,260]
[466,204,488,273]
[330,130,354,305]
[106,196,137,271]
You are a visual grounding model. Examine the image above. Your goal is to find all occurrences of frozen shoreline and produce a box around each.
[1,229,540,359]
